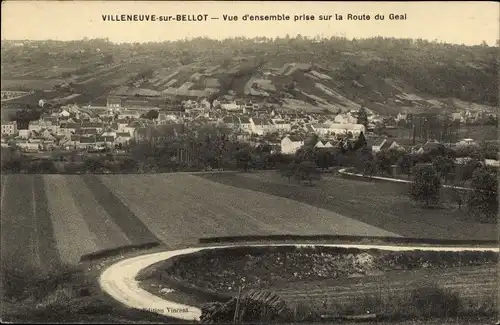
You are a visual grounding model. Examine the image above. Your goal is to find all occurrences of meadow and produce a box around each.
[1,172,497,323]
[1,173,401,270]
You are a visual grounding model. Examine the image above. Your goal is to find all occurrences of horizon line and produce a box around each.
[2,35,498,47]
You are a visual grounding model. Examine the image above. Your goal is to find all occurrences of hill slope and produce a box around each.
[1,38,497,115]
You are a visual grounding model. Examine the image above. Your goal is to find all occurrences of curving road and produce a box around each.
[99,243,499,322]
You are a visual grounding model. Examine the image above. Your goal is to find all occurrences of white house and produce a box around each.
[281,135,304,154]
[334,113,357,124]
[18,129,31,139]
[107,96,122,110]
[372,138,403,153]
[114,132,132,144]
[1,121,18,136]
[328,123,366,137]
[315,141,325,148]
[311,123,365,137]
[311,124,332,136]
[118,110,141,120]
[456,138,478,147]
[395,112,407,122]
[221,102,241,111]
[58,109,71,118]
[101,129,117,139]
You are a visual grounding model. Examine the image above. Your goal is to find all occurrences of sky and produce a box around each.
[2,1,499,46]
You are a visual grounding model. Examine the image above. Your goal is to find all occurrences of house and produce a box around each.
[451,112,462,121]
[315,141,325,148]
[411,145,425,154]
[251,118,276,135]
[328,123,365,137]
[200,98,211,110]
[118,110,141,120]
[312,123,365,137]
[311,124,332,136]
[107,96,122,109]
[220,102,241,111]
[485,159,499,168]
[28,120,46,132]
[423,139,445,152]
[372,138,404,153]
[18,129,31,139]
[395,112,408,122]
[222,116,238,130]
[115,119,130,132]
[1,121,18,136]
[273,120,292,133]
[114,132,132,145]
[101,128,117,138]
[238,117,253,133]
[58,109,71,118]
[281,135,304,154]
[334,113,357,124]
[456,138,478,147]
[59,122,80,135]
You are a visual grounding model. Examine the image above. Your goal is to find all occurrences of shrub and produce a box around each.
[467,167,498,222]
[410,285,462,318]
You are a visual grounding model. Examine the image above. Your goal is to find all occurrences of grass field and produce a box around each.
[2,172,498,322]
[0,79,65,91]
[1,173,401,270]
[275,265,497,314]
[199,172,496,241]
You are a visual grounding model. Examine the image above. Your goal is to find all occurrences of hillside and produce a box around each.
[1,37,497,115]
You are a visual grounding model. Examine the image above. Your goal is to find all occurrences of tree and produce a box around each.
[362,154,377,177]
[356,107,368,129]
[280,161,296,183]
[397,154,413,179]
[234,148,253,172]
[295,146,316,163]
[145,109,159,120]
[432,156,455,184]
[315,150,335,170]
[375,150,392,175]
[467,168,498,222]
[409,165,441,208]
[457,158,482,182]
[352,131,367,150]
[294,161,321,185]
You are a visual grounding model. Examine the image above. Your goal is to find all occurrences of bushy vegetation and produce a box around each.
[409,165,442,208]
[145,246,498,322]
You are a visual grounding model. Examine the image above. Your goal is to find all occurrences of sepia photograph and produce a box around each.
[1,1,499,324]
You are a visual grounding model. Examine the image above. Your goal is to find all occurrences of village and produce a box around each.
[1,92,496,163]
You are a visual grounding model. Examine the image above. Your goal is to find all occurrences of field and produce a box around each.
[199,172,496,241]
[1,173,403,271]
[0,79,66,91]
[141,246,498,321]
[2,172,498,322]
[384,125,498,142]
